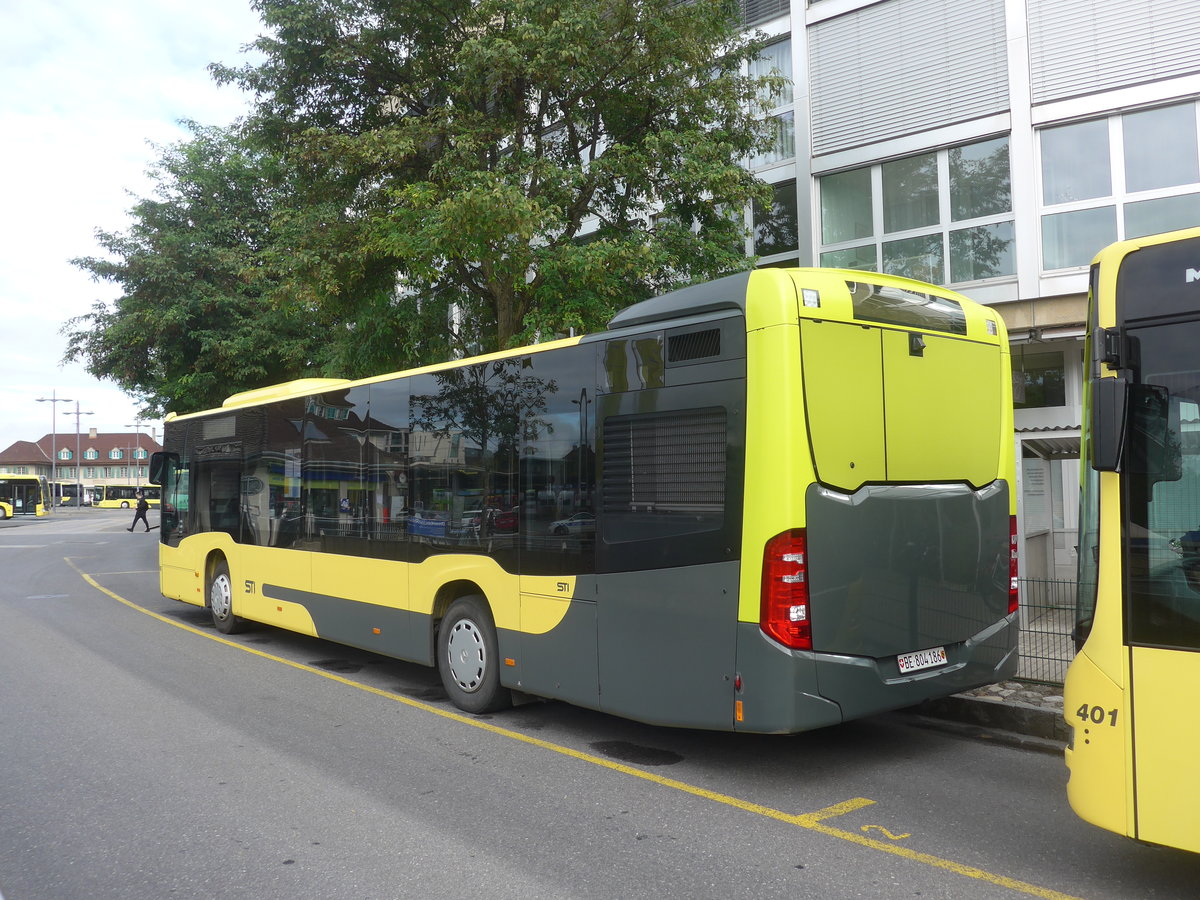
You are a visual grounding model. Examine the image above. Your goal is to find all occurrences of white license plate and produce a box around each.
[897,646,948,674]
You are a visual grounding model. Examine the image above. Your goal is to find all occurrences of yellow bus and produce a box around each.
[0,474,49,518]
[93,485,161,509]
[151,268,1017,731]
[1066,226,1200,851]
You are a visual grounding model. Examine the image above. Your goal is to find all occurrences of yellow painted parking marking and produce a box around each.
[69,558,1081,900]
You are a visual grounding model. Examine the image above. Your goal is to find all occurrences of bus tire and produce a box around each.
[0,507,7,520]
[438,595,510,714]
[209,559,244,635]
[121,501,131,509]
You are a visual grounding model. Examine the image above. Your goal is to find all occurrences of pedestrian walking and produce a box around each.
[128,490,151,532]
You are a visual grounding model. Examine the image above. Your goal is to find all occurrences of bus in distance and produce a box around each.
[0,474,49,518]
[93,485,161,509]
[150,267,1018,733]
[52,481,90,507]
[1066,226,1200,852]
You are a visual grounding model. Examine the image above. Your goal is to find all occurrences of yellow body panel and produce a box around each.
[799,319,886,489]
[738,279,812,625]
[1063,648,1133,839]
[520,575,578,634]
[883,330,1003,487]
[1129,647,1200,852]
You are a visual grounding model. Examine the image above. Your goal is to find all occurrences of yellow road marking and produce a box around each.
[69,559,1082,900]
[861,824,912,841]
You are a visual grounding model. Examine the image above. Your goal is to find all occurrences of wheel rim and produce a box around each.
[210,573,233,621]
[445,618,486,692]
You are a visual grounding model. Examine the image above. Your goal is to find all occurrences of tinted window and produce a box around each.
[847,280,966,335]
[1124,321,1200,650]
[517,346,597,576]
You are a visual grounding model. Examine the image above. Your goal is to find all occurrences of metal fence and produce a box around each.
[1016,578,1078,686]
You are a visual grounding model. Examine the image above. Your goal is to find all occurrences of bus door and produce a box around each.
[1119,322,1200,852]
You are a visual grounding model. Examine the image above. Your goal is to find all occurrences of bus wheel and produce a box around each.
[121,501,131,509]
[209,560,244,635]
[438,596,510,714]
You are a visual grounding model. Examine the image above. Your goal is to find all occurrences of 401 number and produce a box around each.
[1075,703,1119,727]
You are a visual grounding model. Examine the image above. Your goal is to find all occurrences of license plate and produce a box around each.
[897,646,948,674]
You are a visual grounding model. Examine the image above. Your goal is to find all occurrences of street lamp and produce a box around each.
[35,391,73,508]
[62,402,94,508]
[124,419,143,485]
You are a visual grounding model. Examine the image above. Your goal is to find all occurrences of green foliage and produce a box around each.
[64,124,321,416]
[73,0,784,413]
[216,0,780,354]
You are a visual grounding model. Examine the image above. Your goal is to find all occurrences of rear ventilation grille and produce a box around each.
[667,329,721,363]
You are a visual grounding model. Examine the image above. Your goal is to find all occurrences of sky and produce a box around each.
[0,0,266,452]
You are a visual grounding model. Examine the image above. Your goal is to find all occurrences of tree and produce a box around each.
[65,124,321,416]
[216,0,782,363]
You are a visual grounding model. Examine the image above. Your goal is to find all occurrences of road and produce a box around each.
[0,509,1197,899]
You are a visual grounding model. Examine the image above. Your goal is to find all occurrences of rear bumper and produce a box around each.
[734,613,1018,733]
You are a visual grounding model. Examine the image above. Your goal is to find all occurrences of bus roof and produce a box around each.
[169,267,1002,423]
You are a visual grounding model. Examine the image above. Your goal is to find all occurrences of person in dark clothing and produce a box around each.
[128,491,151,532]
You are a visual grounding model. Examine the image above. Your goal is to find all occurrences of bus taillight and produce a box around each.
[761,529,812,651]
[1009,515,1019,615]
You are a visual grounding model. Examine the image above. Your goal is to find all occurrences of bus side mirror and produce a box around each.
[1091,378,1127,472]
[148,451,177,486]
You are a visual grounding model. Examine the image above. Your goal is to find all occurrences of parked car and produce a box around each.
[549,511,595,536]
[494,507,520,533]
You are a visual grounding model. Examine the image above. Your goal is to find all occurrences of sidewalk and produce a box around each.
[908,681,1068,752]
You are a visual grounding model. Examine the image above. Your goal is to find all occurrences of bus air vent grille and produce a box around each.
[667,329,721,363]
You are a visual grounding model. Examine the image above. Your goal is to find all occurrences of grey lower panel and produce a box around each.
[264,584,432,664]
[508,597,600,711]
[594,561,740,730]
[806,480,1011,658]
[733,612,1018,733]
[815,613,1018,721]
[733,626,843,734]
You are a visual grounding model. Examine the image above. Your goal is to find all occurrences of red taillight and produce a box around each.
[761,529,812,650]
[1009,515,1020,615]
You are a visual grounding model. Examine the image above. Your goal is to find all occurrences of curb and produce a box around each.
[908,693,1069,750]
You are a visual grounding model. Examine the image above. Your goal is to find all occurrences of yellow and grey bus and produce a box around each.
[51,481,90,507]
[1066,226,1200,851]
[93,484,161,509]
[0,474,49,518]
[150,268,1017,732]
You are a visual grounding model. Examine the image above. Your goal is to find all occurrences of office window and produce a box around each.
[753,179,799,258]
[1039,101,1200,269]
[819,137,1014,285]
[749,39,794,171]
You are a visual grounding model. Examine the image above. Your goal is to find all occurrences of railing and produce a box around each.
[1016,578,1079,686]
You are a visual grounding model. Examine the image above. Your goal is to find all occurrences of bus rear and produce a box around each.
[734,269,1017,731]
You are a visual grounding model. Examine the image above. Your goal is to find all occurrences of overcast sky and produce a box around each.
[0,0,265,452]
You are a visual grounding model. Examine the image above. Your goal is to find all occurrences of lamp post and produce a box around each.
[62,402,94,508]
[35,391,72,508]
[124,419,143,485]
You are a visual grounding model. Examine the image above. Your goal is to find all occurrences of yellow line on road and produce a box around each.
[69,559,1082,900]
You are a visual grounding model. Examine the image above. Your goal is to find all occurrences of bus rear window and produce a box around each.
[847,281,967,335]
